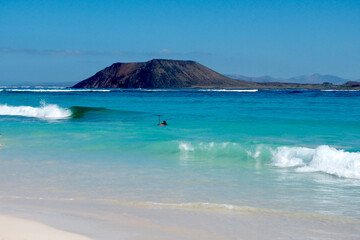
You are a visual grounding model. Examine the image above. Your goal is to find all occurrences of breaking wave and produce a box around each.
[321,90,360,92]
[177,142,360,179]
[199,89,258,92]
[69,106,109,119]
[178,141,253,160]
[0,102,139,120]
[272,145,360,179]
[0,101,72,120]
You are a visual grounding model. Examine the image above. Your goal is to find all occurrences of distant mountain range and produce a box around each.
[226,73,350,85]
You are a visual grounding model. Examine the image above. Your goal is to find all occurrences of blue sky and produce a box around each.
[0,0,359,84]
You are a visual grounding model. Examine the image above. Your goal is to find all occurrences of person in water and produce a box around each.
[162,120,167,125]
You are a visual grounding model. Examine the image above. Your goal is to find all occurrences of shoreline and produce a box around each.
[1,197,359,240]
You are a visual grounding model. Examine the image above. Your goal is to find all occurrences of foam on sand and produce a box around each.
[0,214,92,240]
[272,145,360,179]
[0,101,72,120]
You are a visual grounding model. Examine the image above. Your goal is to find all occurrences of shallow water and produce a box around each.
[1,88,360,221]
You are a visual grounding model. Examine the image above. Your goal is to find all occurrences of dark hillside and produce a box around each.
[73,59,259,89]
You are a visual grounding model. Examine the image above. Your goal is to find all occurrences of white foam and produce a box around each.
[143,201,264,213]
[200,89,258,92]
[271,146,315,167]
[139,89,177,92]
[272,145,360,179]
[179,142,195,151]
[0,101,72,120]
[178,141,240,153]
[321,90,359,92]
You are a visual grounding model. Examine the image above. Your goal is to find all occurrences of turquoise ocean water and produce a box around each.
[1,88,360,220]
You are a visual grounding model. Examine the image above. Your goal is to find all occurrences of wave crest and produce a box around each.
[199,89,258,92]
[177,142,360,179]
[178,141,244,157]
[272,145,360,179]
[0,101,72,120]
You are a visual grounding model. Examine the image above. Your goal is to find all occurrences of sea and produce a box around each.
[0,87,360,239]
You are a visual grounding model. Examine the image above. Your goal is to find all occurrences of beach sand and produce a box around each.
[1,197,360,240]
[0,214,92,240]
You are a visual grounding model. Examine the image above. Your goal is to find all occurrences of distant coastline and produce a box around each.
[3,59,359,90]
[71,59,360,90]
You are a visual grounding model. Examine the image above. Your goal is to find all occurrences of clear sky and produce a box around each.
[0,0,359,84]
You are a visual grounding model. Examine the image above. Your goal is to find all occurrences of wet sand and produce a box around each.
[1,197,359,240]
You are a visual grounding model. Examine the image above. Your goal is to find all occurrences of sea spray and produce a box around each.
[178,141,248,159]
[0,101,72,120]
[272,145,360,179]
[177,142,360,179]
[271,146,315,167]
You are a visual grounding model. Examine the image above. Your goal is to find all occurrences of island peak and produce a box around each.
[72,59,256,89]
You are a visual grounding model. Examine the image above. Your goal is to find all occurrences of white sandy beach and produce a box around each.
[1,197,360,240]
[0,215,92,240]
